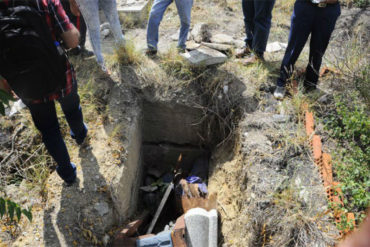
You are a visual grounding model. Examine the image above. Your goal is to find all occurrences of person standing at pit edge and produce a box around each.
[273,0,341,99]
[145,0,193,56]
[71,0,125,73]
[61,0,94,57]
[236,0,276,65]
[0,0,87,185]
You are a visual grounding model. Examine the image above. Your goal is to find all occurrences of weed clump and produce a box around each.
[113,41,142,66]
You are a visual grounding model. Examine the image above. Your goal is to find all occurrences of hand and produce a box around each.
[0,78,11,94]
[70,0,80,16]
[325,0,338,3]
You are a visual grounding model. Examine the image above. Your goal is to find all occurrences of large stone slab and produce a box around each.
[201,42,232,53]
[117,0,151,24]
[210,33,234,45]
[181,46,227,66]
[184,208,218,247]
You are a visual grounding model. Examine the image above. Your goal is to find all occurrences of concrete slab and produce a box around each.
[117,0,151,25]
[181,46,227,66]
[184,208,218,247]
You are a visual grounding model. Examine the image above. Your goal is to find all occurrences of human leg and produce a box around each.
[26,101,76,183]
[304,4,341,90]
[59,83,87,145]
[100,0,125,44]
[146,0,173,50]
[174,0,193,49]
[276,1,315,88]
[251,0,275,57]
[76,0,105,65]
[242,0,255,48]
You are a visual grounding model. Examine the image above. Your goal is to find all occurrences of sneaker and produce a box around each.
[242,53,264,66]
[70,123,88,145]
[235,46,252,58]
[274,86,286,100]
[99,64,111,75]
[145,48,157,57]
[56,163,77,185]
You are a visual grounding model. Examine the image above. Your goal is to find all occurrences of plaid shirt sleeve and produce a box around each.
[47,0,74,34]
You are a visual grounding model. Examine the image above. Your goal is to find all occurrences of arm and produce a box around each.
[69,0,80,16]
[52,0,80,48]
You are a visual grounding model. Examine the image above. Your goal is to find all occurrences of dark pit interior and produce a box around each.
[137,100,216,234]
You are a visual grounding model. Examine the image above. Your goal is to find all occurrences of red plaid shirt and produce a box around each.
[5,0,77,103]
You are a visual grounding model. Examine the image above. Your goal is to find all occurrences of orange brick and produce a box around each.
[322,153,333,188]
[305,112,315,136]
[347,213,356,228]
[312,135,322,161]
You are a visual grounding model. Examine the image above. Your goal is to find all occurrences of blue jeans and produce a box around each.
[147,0,193,50]
[26,84,86,182]
[76,0,125,66]
[242,0,276,56]
[277,0,340,88]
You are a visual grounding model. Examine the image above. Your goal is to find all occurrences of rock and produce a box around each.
[184,208,218,247]
[272,114,290,123]
[201,42,232,53]
[233,39,245,48]
[83,202,115,234]
[117,0,151,26]
[181,46,227,66]
[266,41,288,52]
[170,31,191,41]
[101,29,110,38]
[191,23,212,43]
[94,202,110,217]
[100,22,110,31]
[210,33,234,45]
[186,40,201,50]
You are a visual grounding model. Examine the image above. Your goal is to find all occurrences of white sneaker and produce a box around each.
[274,86,286,99]
[99,63,110,75]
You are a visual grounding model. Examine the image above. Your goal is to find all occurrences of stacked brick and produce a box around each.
[304,105,356,236]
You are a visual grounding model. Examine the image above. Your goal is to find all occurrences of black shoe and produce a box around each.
[80,48,94,58]
[70,123,88,145]
[68,46,82,56]
[145,48,157,57]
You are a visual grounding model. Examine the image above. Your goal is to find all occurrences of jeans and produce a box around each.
[62,0,87,47]
[76,0,125,66]
[242,0,276,56]
[147,0,193,50]
[277,0,340,88]
[26,84,85,182]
